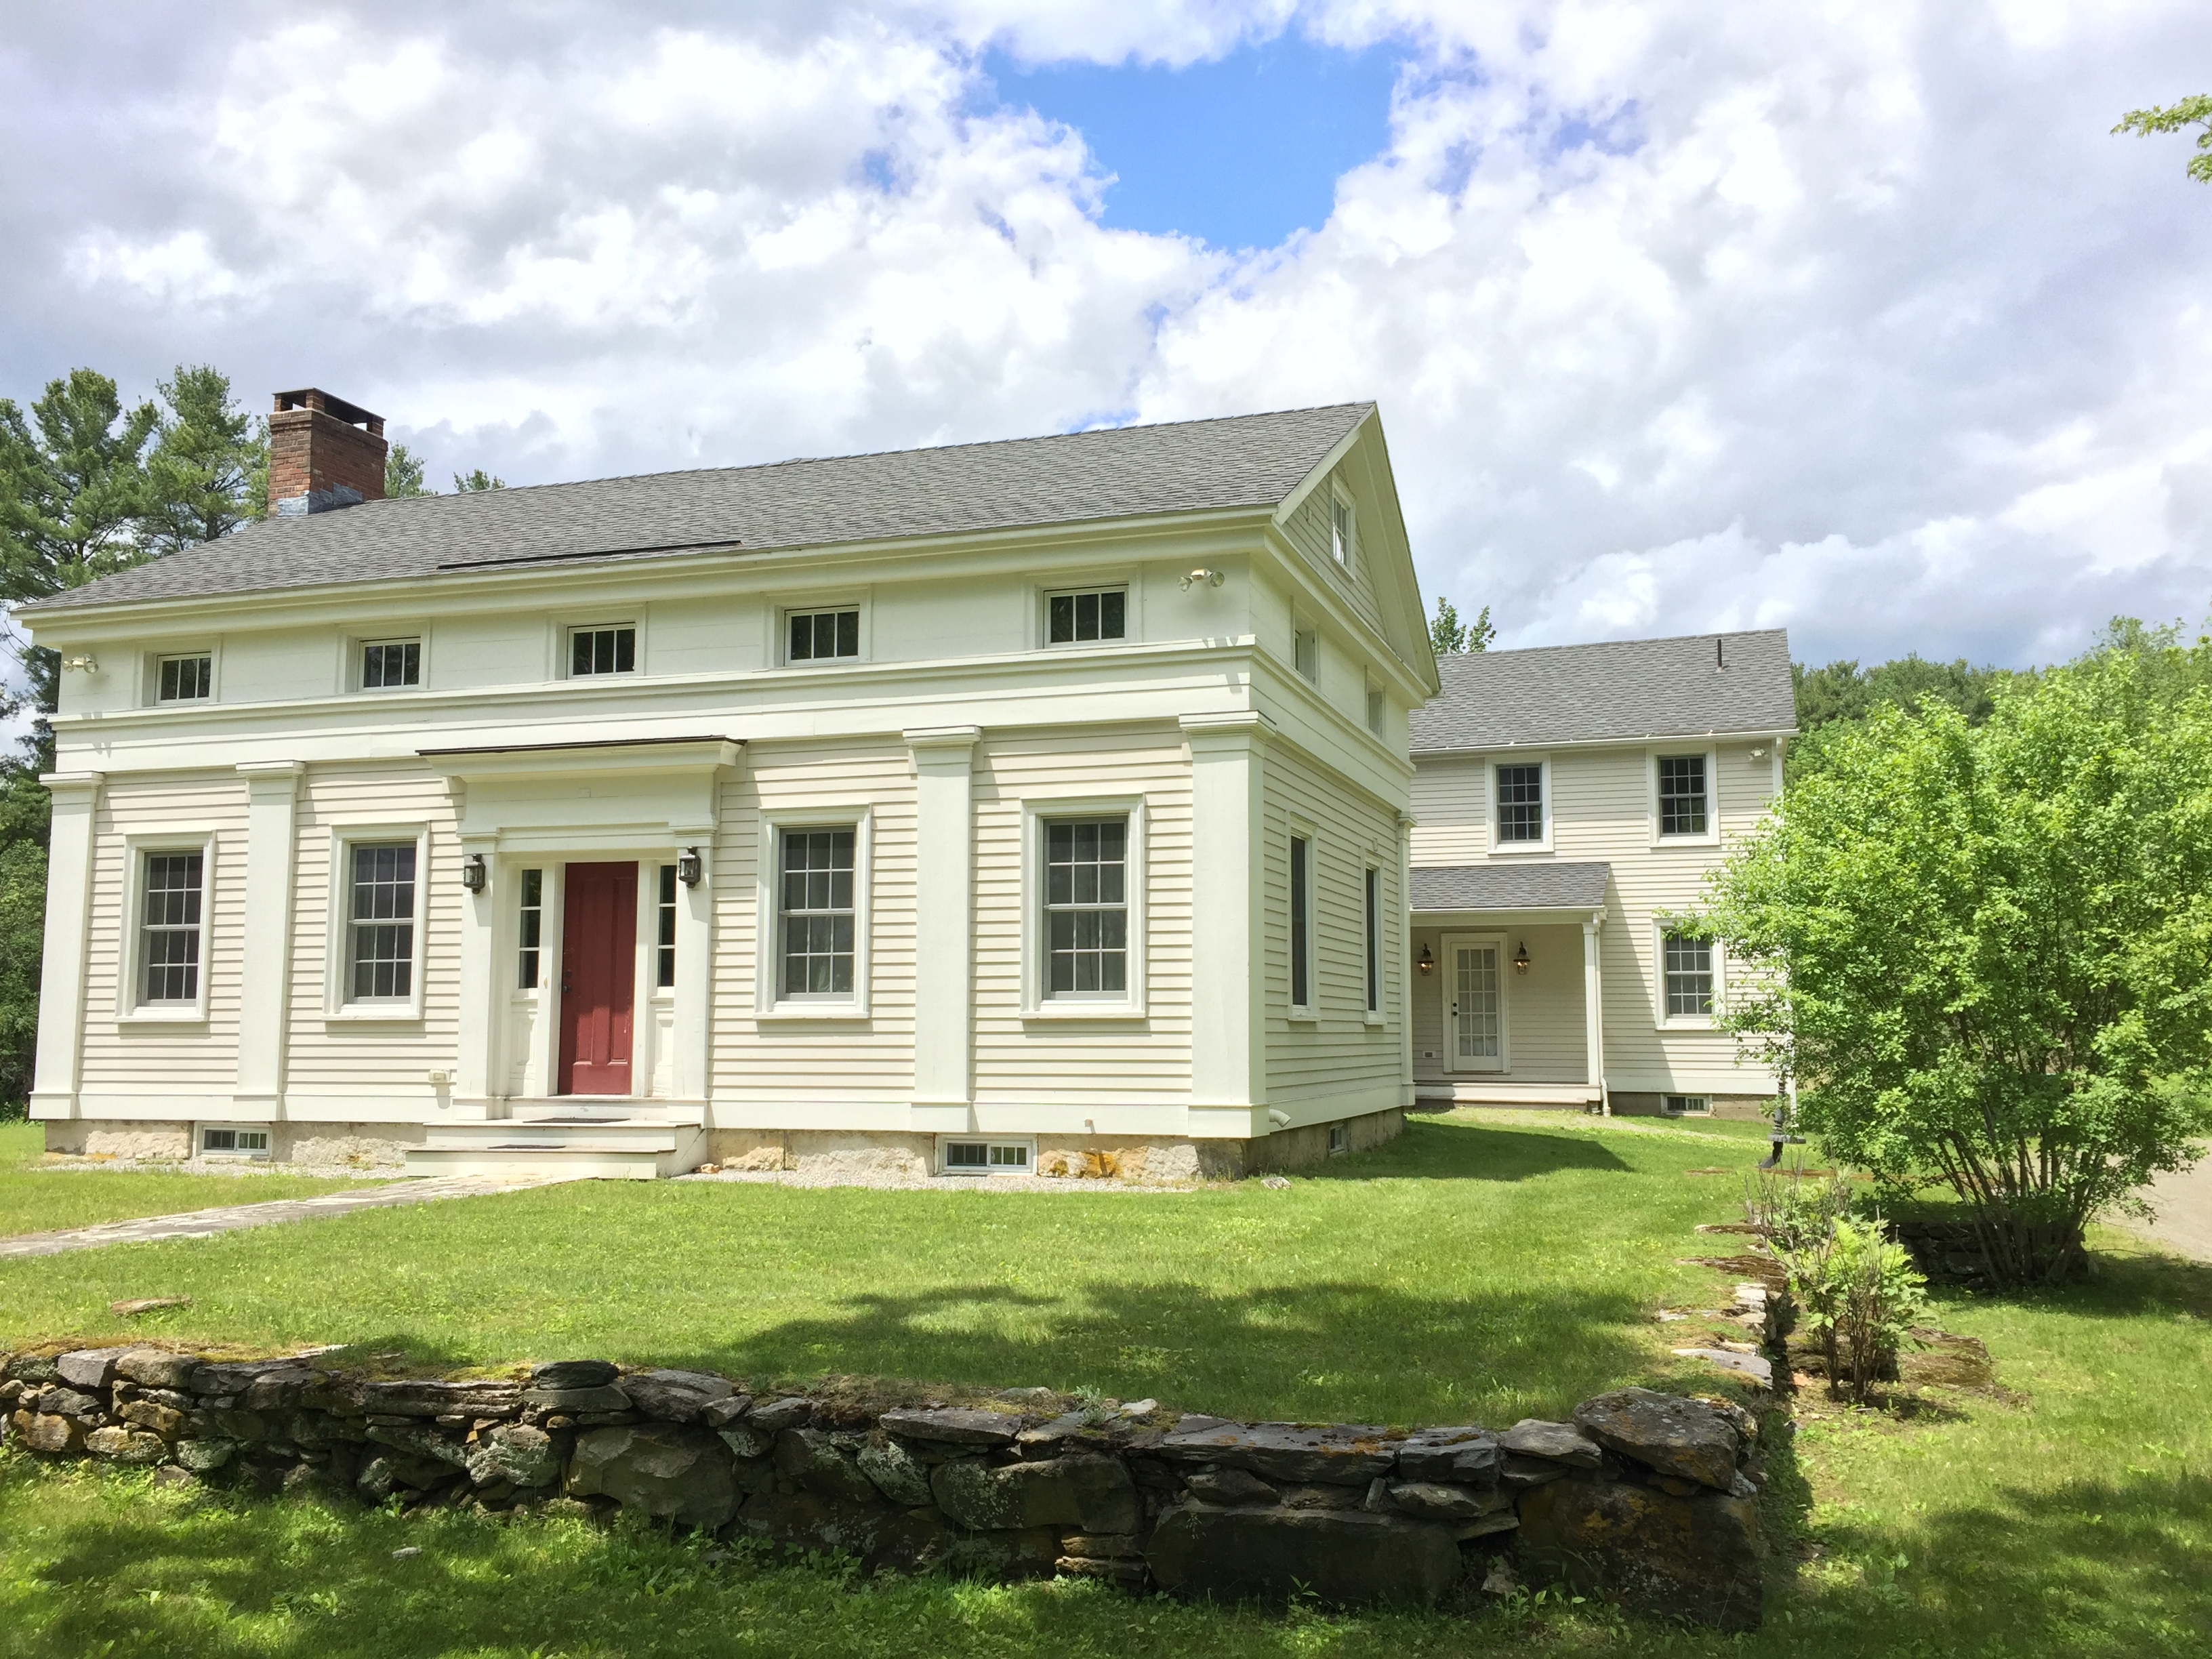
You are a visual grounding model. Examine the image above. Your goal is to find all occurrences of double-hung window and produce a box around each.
[1289,834,1315,1011]
[569,626,636,676]
[1047,588,1125,644]
[157,654,213,703]
[1496,763,1544,845]
[362,638,421,689]
[780,828,856,997]
[1657,755,1709,836]
[140,852,205,1004]
[1330,495,1355,567]
[1662,930,1715,1019]
[1292,624,1319,682]
[1043,818,1127,998]
[348,844,417,1002]
[787,609,859,663]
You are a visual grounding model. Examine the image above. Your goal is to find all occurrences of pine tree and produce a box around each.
[142,365,263,554]
[386,445,432,498]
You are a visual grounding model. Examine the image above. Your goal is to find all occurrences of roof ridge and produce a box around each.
[1439,627,1788,668]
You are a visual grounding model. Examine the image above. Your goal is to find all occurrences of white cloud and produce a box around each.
[5,0,2209,669]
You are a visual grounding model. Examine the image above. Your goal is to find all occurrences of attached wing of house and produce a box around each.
[15,391,1441,1181]
[1407,631,1796,1118]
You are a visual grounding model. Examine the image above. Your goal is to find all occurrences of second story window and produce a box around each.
[570,626,636,676]
[788,609,859,662]
[1366,681,1385,736]
[157,653,213,703]
[1293,625,1319,682]
[1658,755,1709,836]
[363,638,421,689]
[1048,588,1125,644]
[1330,495,1355,566]
[1496,763,1544,844]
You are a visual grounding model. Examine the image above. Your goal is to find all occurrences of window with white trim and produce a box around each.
[655,863,678,989]
[140,851,205,1004]
[1366,680,1385,736]
[1047,588,1125,644]
[787,608,859,663]
[517,868,544,989]
[569,626,636,676]
[199,1125,270,1158]
[348,843,418,1002]
[1330,494,1355,567]
[1293,624,1319,682]
[779,828,856,997]
[1657,755,1709,836]
[1043,817,1128,998]
[361,638,421,690]
[1289,834,1314,1010]
[1364,865,1381,1015]
[157,653,212,703]
[940,1138,1033,1174]
[1662,930,1714,1018]
[1496,763,1544,844]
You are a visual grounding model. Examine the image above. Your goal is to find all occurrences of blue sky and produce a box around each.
[985,35,1408,250]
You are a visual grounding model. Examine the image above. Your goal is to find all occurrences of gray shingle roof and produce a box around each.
[30,403,1374,613]
[1411,863,1612,912]
[1409,630,1795,752]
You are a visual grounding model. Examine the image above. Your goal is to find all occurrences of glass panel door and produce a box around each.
[1450,940,1504,1071]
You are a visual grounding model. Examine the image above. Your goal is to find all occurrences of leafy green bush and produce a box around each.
[1786,1215,1931,1404]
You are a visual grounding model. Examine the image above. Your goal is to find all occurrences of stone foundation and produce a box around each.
[703,1107,1404,1185]
[1607,1093,1780,1122]
[0,1346,1767,1630]
[41,1120,419,1168]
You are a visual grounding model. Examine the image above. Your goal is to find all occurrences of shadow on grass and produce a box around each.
[661,1275,1661,1425]
[1309,1122,1633,1185]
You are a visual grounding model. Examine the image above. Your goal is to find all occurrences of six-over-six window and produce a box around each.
[1043,818,1127,997]
[349,844,417,1001]
[140,851,204,1004]
[780,828,857,997]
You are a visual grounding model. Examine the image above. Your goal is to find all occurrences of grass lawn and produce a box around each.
[2,1109,2208,1657]
[0,1122,394,1240]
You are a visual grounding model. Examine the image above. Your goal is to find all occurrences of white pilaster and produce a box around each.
[672,833,716,1102]
[232,762,305,1113]
[905,726,979,1112]
[453,832,498,1111]
[1398,811,1416,1109]
[29,771,102,1121]
[1181,712,1268,1128]
[1583,915,1608,1115]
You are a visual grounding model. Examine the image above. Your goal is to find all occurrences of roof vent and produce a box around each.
[268,388,387,516]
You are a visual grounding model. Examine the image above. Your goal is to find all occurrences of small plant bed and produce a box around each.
[0,1123,394,1241]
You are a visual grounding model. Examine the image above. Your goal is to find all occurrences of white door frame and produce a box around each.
[1441,930,1509,1074]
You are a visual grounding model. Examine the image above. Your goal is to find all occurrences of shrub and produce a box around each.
[1784,1214,1931,1404]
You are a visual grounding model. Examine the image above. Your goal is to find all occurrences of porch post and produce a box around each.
[29,771,103,1124]
[1397,811,1416,1108]
[1582,914,1607,1115]
[1181,713,1268,1126]
[906,726,979,1113]
[232,761,304,1115]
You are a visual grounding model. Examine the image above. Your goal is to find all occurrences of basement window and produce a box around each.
[200,1125,270,1159]
[1328,1123,1349,1154]
[939,1138,1034,1174]
[1664,1094,1712,1116]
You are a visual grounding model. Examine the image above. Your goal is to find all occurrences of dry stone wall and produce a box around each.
[1,1346,1768,1631]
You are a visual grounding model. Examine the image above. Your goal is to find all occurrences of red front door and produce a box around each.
[558,861,637,1096]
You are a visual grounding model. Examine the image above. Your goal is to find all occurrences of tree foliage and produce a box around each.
[142,366,263,554]
[1706,641,2212,1286]
[385,445,433,498]
[453,468,506,493]
[1789,652,2005,780]
[2114,94,2212,184]
[1428,596,1492,657]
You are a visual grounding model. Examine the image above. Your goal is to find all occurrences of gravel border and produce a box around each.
[674,1168,1197,1194]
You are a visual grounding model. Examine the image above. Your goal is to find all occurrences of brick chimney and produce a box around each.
[268,389,387,516]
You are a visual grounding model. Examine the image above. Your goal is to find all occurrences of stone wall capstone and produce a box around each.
[0,1349,1768,1631]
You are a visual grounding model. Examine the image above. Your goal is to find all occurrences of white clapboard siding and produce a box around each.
[1260,745,1404,1108]
[283,766,462,1088]
[1279,474,1387,639]
[79,773,249,1090]
[709,740,919,1104]
[972,728,1194,1106]
[1407,756,1487,863]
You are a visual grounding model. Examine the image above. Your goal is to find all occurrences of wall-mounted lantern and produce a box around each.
[1179,567,1225,590]
[459,853,487,894]
[1417,943,1434,976]
[676,846,703,887]
[1513,940,1532,975]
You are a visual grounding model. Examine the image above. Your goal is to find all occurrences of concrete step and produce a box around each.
[405,1121,708,1180]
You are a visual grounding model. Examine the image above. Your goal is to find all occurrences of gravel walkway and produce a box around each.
[2114,1158,2212,1262]
[0,1173,583,1258]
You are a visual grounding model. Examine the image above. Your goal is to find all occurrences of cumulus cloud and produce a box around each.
[1,0,2207,668]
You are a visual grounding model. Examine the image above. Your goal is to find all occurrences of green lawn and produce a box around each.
[0,1122,391,1240]
[2,1109,2207,1657]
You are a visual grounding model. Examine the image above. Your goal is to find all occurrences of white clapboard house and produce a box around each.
[18,391,1441,1179]
[1406,632,1798,1118]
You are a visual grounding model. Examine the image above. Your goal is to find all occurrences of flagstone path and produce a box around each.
[0,1173,583,1259]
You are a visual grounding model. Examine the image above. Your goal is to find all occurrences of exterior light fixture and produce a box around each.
[460,853,487,893]
[1513,941,1532,975]
[1179,568,1225,590]
[1417,943,1434,976]
[60,654,98,672]
[676,846,703,887]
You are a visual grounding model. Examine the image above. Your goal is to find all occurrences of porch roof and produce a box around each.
[1410,861,1610,914]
